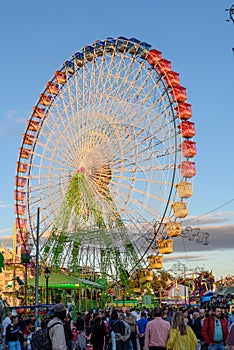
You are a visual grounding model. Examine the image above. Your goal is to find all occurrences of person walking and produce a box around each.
[166,311,198,350]
[109,309,119,350]
[144,307,170,350]
[189,309,206,350]
[201,306,228,350]
[76,312,85,332]
[161,306,171,324]
[114,313,131,350]
[125,308,137,350]
[227,323,234,350]
[5,316,21,350]
[1,311,12,350]
[136,311,148,350]
[47,303,67,350]
[228,310,234,330]
[64,313,74,350]
[90,316,106,350]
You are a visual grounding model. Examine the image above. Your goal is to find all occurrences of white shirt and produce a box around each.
[2,316,11,336]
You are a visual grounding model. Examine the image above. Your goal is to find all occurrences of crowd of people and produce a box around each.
[0,304,234,350]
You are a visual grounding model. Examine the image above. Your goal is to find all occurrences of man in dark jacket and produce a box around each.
[5,316,21,350]
[202,306,228,349]
[189,309,206,349]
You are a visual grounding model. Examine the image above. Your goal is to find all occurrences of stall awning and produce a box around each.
[27,273,103,289]
[215,287,234,296]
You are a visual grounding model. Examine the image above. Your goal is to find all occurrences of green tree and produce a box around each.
[0,252,4,272]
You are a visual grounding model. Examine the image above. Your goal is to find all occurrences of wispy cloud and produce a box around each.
[0,110,27,136]
[0,236,12,247]
[0,228,11,234]
[182,209,234,226]
[0,201,11,209]
[164,254,207,261]
[5,110,27,125]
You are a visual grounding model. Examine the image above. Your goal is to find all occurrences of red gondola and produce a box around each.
[178,121,196,138]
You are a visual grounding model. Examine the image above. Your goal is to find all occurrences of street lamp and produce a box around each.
[44,267,50,305]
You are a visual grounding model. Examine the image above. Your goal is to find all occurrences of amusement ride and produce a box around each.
[14,36,197,288]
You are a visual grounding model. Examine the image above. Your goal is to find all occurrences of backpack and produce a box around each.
[113,320,126,336]
[30,322,61,350]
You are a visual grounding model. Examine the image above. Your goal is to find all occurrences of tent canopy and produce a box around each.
[27,273,104,289]
[215,287,234,296]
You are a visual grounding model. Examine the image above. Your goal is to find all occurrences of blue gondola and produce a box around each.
[127,37,141,55]
[137,42,151,59]
[105,37,116,53]
[140,41,151,50]
[73,52,84,67]
[83,46,94,61]
[94,40,105,56]
[64,60,75,74]
[116,36,128,52]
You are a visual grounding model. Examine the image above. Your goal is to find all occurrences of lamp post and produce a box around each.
[44,267,50,305]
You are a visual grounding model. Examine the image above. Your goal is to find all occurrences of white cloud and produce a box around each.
[6,110,27,124]
[182,209,234,226]
[0,201,10,209]
[0,110,27,136]
[0,228,11,234]
[0,236,12,248]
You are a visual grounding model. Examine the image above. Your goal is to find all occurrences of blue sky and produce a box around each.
[0,0,233,279]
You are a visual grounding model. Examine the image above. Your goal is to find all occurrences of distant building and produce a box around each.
[168,283,189,304]
[0,246,25,306]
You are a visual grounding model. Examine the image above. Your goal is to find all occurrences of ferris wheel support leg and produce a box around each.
[35,207,40,319]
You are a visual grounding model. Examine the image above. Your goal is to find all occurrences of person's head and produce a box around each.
[12,316,18,325]
[77,312,82,318]
[182,308,188,318]
[141,311,146,318]
[94,316,102,326]
[122,307,127,315]
[92,312,98,320]
[111,309,119,321]
[212,307,222,319]
[153,307,162,317]
[163,305,169,314]
[193,311,199,319]
[199,309,205,319]
[53,303,67,321]
[119,313,125,321]
[6,311,12,318]
[28,323,36,333]
[208,308,213,316]
[172,311,187,335]
[125,308,131,316]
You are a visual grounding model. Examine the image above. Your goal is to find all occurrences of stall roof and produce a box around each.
[215,287,234,296]
[28,273,103,289]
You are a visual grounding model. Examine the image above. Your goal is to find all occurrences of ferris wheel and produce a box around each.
[14,37,196,283]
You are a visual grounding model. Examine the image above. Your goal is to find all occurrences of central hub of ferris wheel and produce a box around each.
[77,167,86,173]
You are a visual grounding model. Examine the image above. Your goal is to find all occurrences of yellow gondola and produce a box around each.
[138,269,153,283]
[176,182,193,198]
[148,255,163,269]
[165,221,181,237]
[157,239,173,254]
[171,201,188,218]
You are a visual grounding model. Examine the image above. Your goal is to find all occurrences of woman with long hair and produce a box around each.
[166,311,198,350]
